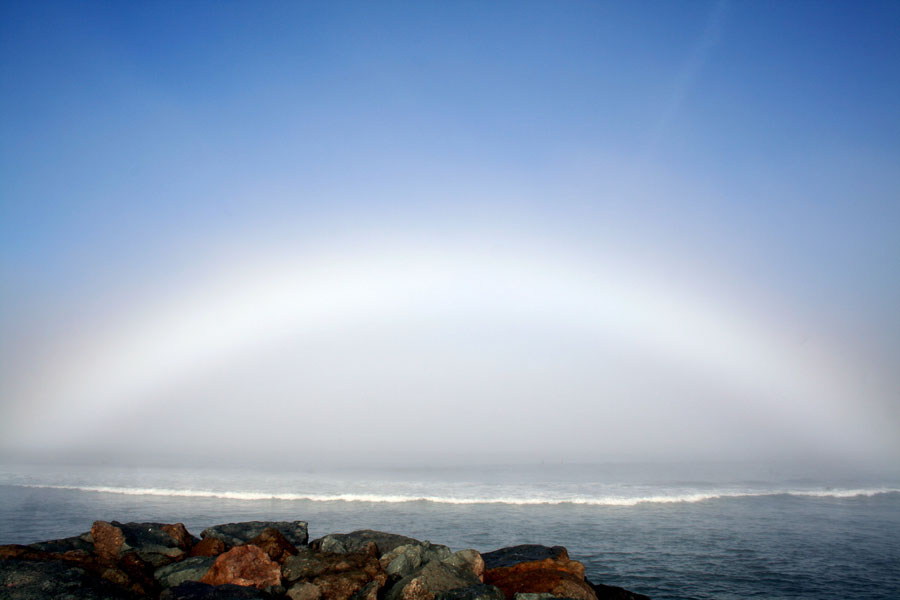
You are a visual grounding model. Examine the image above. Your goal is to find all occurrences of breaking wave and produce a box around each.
[18,485,900,506]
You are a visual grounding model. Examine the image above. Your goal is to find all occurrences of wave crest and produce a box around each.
[17,484,900,506]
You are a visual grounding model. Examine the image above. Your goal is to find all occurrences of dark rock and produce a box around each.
[385,558,482,600]
[350,580,382,600]
[435,583,506,600]
[202,521,309,549]
[588,581,651,600]
[190,537,227,557]
[27,533,94,554]
[155,556,216,588]
[247,528,299,563]
[200,544,281,588]
[0,557,138,599]
[311,530,420,556]
[481,546,569,570]
[90,521,196,567]
[160,580,270,599]
[117,522,196,566]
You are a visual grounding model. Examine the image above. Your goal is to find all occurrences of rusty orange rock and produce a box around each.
[247,527,299,563]
[190,536,226,557]
[200,544,281,588]
[91,521,126,563]
[162,522,194,551]
[484,551,597,600]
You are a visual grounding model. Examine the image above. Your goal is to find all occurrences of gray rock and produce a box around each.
[0,558,138,599]
[442,549,485,581]
[201,521,308,549]
[385,558,481,600]
[379,541,452,578]
[513,594,558,600]
[160,581,269,599]
[310,530,419,556]
[154,556,216,588]
[437,584,506,600]
[481,545,569,570]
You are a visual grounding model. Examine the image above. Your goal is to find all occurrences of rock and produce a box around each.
[311,530,421,556]
[247,527,299,563]
[588,581,651,600]
[160,580,270,599]
[90,521,196,567]
[202,521,308,549]
[27,533,94,554]
[351,580,382,600]
[155,556,216,588]
[513,595,558,600]
[0,557,138,599]
[281,549,387,600]
[120,522,196,566]
[380,541,452,578]
[386,558,482,600]
[200,544,281,588]
[286,581,323,600]
[483,545,595,600]
[91,521,126,562]
[190,537,227,557]
[163,523,196,551]
[443,550,485,582]
[481,546,570,571]
[436,584,507,600]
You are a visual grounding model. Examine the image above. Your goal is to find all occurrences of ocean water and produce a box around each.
[0,462,898,600]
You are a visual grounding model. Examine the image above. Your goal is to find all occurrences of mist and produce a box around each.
[2,1,899,471]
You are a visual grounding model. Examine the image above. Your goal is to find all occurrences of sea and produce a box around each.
[0,462,898,600]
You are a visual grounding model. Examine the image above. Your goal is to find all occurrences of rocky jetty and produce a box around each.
[0,521,649,600]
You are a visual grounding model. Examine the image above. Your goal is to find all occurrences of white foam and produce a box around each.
[18,484,900,506]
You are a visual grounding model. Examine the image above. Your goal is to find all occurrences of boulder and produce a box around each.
[481,546,570,571]
[27,533,94,554]
[588,581,651,600]
[155,556,217,588]
[483,545,595,600]
[286,581,323,600]
[311,530,421,556]
[160,581,270,599]
[200,544,281,588]
[0,557,138,599]
[247,527,299,562]
[281,548,387,600]
[380,541,452,578]
[443,549,485,582]
[351,580,382,600]
[91,521,127,563]
[436,584,507,600]
[202,521,308,549]
[90,521,196,567]
[386,558,482,600]
[190,537,227,557]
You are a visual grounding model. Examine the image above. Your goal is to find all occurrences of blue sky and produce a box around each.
[1,1,898,466]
